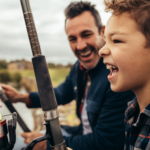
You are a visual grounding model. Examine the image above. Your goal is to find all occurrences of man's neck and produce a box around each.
[81,57,101,71]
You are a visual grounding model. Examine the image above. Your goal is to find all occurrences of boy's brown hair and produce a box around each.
[104,0,150,47]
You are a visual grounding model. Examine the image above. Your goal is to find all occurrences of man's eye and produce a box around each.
[113,40,122,43]
[83,34,91,37]
[69,38,76,42]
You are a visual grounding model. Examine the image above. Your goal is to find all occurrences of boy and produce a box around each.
[99,0,150,149]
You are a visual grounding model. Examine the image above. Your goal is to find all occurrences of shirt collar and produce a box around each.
[79,64,90,79]
[125,98,139,120]
[125,97,150,125]
[79,58,103,79]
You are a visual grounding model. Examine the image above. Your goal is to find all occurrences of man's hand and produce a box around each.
[0,84,29,104]
[21,131,47,150]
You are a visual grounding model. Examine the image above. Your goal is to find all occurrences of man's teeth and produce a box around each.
[80,50,92,56]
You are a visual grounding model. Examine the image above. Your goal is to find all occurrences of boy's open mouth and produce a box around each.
[106,64,119,77]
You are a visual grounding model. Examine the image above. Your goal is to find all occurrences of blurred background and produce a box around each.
[0,0,111,136]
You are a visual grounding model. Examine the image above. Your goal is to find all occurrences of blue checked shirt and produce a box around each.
[124,98,150,150]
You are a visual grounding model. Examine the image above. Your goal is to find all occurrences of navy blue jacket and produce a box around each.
[29,58,135,150]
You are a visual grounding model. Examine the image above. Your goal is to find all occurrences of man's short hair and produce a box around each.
[65,1,103,33]
[104,0,150,47]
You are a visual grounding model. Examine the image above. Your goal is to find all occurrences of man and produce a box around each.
[1,1,135,150]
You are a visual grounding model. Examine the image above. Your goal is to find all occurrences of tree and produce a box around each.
[0,60,8,69]
[48,63,55,68]
[0,71,11,83]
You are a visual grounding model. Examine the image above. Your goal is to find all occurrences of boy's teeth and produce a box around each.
[106,65,112,69]
[106,64,117,70]
[112,70,117,75]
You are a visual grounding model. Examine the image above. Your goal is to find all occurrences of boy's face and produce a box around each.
[99,12,150,92]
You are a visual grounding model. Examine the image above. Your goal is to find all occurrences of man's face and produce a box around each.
[99,12,150,93]
[66,11,105,70]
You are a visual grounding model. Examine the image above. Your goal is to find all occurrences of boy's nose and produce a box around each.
[77,38,87,50]
[99,45,111,57]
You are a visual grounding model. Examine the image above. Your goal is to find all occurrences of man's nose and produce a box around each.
[99,45,111,57]
[76,38,87,50]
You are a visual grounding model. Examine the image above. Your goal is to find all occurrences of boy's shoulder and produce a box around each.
[125,97,150,123]
[125,97,138,121]
[124,98,150,150]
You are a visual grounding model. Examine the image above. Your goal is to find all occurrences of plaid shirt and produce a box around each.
[124,98,150,150]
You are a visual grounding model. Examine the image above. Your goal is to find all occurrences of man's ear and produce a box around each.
[100,26,105,41]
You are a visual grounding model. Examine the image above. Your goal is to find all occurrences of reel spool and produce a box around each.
[0,106,17,150]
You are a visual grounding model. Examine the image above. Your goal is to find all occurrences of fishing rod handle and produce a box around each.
[20,0,42,56]
[32,55,58,111]
[20,0,58,111]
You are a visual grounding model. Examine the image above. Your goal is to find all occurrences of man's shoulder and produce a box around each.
[70,60,80,70]
[69,60,83,75]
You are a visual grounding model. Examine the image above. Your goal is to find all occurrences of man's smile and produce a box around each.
[75,44,98,63]
[79,49,92,57]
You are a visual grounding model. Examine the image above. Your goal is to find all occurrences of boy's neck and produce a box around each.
[134,84,150,113]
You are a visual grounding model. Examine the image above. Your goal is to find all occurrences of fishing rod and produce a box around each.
[20,0,68,149]
[0,86,31,132]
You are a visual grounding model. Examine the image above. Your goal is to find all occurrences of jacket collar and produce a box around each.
[79,58,104,80]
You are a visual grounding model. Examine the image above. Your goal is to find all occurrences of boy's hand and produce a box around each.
[0,84,29,104]
[21,131,47,150]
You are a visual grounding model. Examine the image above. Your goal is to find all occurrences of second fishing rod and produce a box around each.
[20,0,68,150]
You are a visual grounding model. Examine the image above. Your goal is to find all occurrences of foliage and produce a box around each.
[65,63,73,68]
[0,60,8,69]
[17,67,70,87]
[49,68,70,86]
[48,63,56,68]
[48,62,73,68]
[9,59,26,63]
[0,67,70,91]
[0,70,22,89]
[11,72,22,84]
[0,71,11,83]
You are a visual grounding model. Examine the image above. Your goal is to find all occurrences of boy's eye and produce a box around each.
[113,40,122,43]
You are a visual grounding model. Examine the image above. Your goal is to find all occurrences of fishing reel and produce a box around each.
[0,106,17,150]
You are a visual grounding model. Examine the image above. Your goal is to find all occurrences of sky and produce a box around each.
[0,0,111,65]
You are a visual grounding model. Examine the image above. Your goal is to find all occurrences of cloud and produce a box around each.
[0,0,111,64]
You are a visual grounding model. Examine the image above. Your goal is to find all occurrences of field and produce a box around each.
[6,67,71,87]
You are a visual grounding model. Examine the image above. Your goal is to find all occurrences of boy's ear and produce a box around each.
[100,26,105,41]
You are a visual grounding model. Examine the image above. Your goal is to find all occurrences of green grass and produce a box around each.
[18,70,35,78]
[5,67,71,87]
[49,68,70,86]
